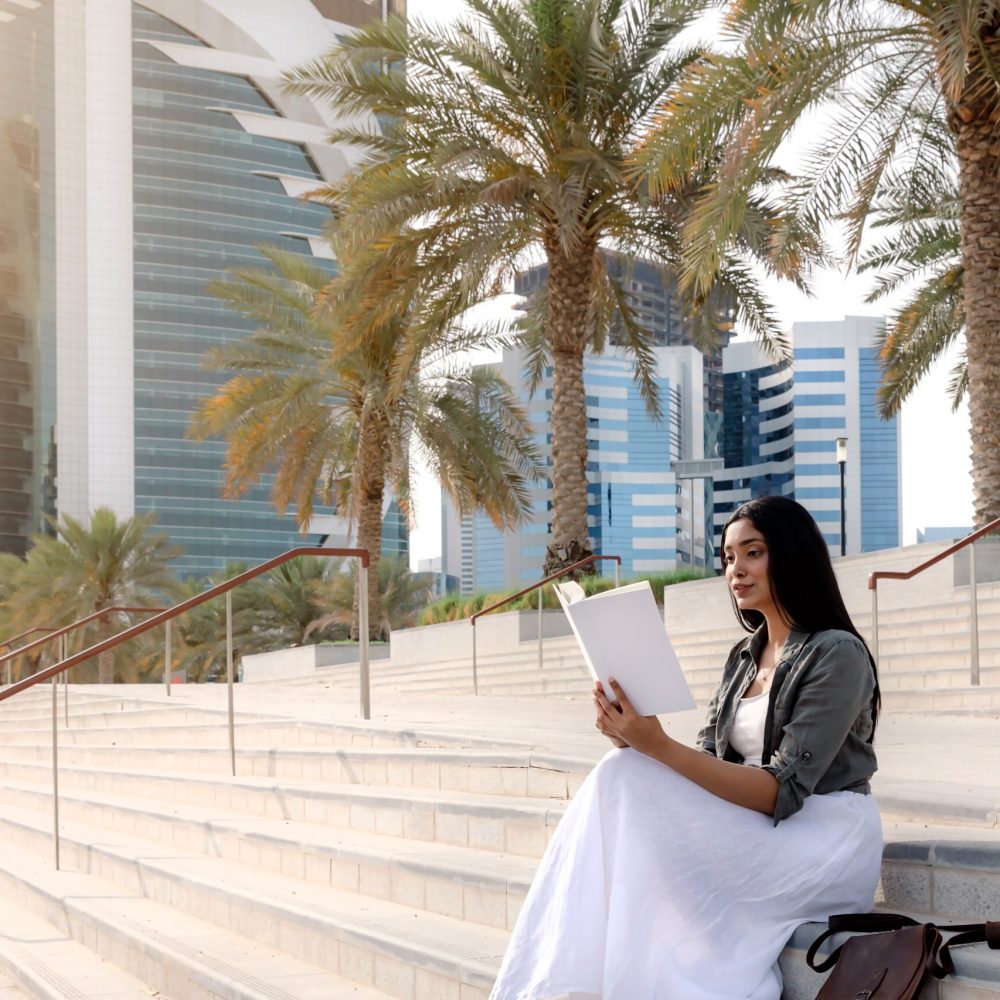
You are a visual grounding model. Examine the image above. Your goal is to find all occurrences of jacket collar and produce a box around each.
[743,624,812,667]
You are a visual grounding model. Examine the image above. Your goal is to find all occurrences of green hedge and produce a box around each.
[419,568,715,625]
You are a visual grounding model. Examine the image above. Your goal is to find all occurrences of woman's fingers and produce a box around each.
[606,677,634,716]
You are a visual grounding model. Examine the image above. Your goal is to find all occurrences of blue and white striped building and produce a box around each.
[791,316,901,554]
[460,345,707,592]
[712,317,901,558]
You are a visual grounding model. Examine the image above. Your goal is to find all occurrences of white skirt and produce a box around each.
[490,748,882,1000]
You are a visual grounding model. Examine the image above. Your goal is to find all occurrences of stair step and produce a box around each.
[0,766,568,859]
[0,741,591,795]
[0,895,154,1000]
[0,840,500,1000]
[0,799,536,932]
[880,821,1000,919]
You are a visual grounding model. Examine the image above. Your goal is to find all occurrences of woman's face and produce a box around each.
[723,516,778,619]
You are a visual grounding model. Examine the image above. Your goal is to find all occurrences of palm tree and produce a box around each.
[3,508,181,683]
[638,0,1000,523]
[169,557,325,681]
[859,165,964,419]
[190,247,540,640]
[307,555,435,640]
[283,0,812,575]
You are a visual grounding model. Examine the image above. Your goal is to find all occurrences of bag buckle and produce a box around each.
[855,968,887,999]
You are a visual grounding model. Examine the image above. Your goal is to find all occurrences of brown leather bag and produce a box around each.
[806,912,1000,999]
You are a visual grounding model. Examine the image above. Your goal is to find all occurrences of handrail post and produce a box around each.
[61,634,69,729]
[472,621,479,695]
[51,672,60,870]
[537,587,543,672]
[164,618,172,697]
[358,559,371,721]
[226,590,235,777]
[870,583,879,664]
[614,561,620,588]
[969,541,980,686]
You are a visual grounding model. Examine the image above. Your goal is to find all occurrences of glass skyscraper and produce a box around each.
[792,317,901,554]
[712,341,795,558]
[0,0,407,575]
[131,6,337,576]
[461,345,706,592]
[0,0,57,557]
[712,318,901,559]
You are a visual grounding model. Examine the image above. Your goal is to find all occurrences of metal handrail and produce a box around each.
[868,515,1000,683]
[1,626,57,685]
[1,625,58,652]
[1,607,164,685]
[2,607,169,731]
[469,554,622,694]
[0,546,371,870]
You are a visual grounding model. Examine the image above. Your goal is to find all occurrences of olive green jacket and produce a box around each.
[696,627,878,825]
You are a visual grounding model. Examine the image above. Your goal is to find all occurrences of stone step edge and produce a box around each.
[0,741,596,773]
[4,763,1000,866]
[0,795,538,901]
[7,795,997,908]
[0,850,414,1000]
[0,895,155,1000]
[5,744,999,831]
[0,837,505,995]
[0,714,565,754]
[4,781,565,858]
[0,764,569,821]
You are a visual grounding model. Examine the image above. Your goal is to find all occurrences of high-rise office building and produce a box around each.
[792,316,901,554]
[711,341,795,555]
[711,318,901,559]
[459,344,706,592]
[0,0,405,574]
[514,253,733,416]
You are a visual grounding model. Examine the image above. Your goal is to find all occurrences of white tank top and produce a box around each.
[730,690,769,767]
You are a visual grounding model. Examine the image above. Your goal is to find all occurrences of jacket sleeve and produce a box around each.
[762,635,875,824]
[695,642,744,757]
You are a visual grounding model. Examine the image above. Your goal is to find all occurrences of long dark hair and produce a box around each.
[721,495,881,734]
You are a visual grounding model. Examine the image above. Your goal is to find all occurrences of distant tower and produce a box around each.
[514,252,732,417]
[711,342,795,558]
[792,316,901,555]
[463,344,706,591]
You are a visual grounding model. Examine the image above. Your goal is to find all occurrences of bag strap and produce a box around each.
[804,914,918,974]
[937,920,1000,969]
[806,915,1000,977]
[827,913,920,934]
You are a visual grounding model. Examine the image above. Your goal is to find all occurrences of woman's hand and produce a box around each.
[593,678,670,757]
[592,681,629,747]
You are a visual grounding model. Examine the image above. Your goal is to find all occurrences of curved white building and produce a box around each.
[0,0,404,572]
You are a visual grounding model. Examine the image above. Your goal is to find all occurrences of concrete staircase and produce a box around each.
[289,587,1000,713]
[0,688,997,999]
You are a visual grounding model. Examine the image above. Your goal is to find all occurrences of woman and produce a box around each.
[490,496,883,1000]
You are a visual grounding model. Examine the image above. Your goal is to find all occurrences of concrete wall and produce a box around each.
[665,539,956,646]
[242,643,390,683]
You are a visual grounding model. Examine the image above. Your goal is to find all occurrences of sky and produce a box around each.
[404,0,973,565]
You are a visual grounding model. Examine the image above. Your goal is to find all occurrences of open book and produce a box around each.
[555,580,695,716]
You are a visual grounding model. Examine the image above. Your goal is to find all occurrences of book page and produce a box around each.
[556,580,694,716]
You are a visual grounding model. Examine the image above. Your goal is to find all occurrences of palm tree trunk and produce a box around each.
[955,72,1000,525]
[351,418,385,642]
[543,240,598,576]
[97,612,114,684]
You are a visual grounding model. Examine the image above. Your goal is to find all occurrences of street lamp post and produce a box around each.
[836,437,848,557]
